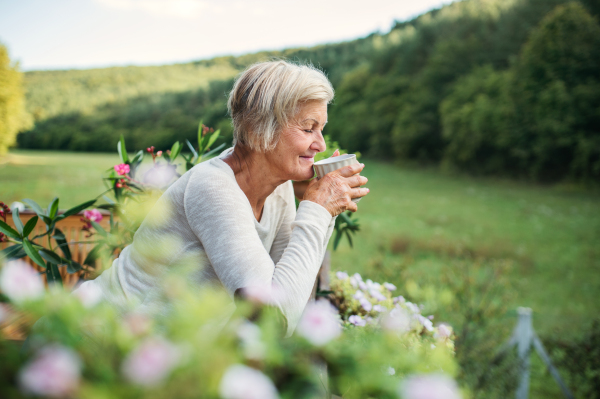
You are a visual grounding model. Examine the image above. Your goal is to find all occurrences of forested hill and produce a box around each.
[18,0,600,181]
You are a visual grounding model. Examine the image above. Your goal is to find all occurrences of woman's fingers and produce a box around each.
[350,187,370,200]
[337,163,364,178]
[346,174,368,188]
[331,149,340,157]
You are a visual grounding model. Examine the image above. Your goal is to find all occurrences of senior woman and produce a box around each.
[73,61,369,336]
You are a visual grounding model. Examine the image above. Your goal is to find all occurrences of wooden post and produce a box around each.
[515,307,533,399]
[532,333,574,399]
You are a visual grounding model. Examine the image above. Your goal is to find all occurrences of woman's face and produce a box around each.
[267,100,328,182]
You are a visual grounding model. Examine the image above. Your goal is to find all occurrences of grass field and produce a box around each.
[2,150,599,397]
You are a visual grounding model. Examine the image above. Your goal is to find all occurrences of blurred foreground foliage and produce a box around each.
[15,0,600,182]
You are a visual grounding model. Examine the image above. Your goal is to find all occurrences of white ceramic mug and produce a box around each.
[313,154,363,203]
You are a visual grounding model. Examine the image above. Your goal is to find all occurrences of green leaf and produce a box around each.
[48,197,59,219]
[171,141,182,160]
[118,134,129,164]
[83,245,102,266]
[22,216,39,237]
[46,263,62,285]
[0,220,21,240]
[59,199,96,219]
[38,248,63,264]
[39,215,54,226]
[131,150,144,165]
[333,231,343,251]
[163,152,171,162]
[12,208,24,234]
[205,129,220,151]
[186,139,198,159]
[0,244,26,260]
[23,239,46,268]
[23,198,44,215]
[90,221,107,237]
[345,230,354,248]
[67,260,83,274]
[53,228,72,260]
[202,143,226,159]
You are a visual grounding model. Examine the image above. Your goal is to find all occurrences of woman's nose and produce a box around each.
[311,130,326,153]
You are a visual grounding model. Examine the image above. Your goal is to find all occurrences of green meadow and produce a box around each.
[2,150,599,397]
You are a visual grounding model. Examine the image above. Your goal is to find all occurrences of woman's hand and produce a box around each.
[303,162,369,217]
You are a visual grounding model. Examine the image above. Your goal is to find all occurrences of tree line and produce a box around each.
[14,0,600,181]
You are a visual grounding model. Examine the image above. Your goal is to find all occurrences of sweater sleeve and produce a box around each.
[183,168,333,335]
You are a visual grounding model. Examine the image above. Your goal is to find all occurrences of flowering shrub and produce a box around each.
[0,256,461,398]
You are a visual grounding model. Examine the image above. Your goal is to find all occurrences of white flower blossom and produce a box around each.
[373,304,386,313]
[387,366,396,376]
[405,302,420,314]
[369,288,387,302]
[219,364,279,399]
[359,298,373,312]
[418,315,434,332]
[348,315,366,326]
[335,271,349,280]
[0,260,44,303]
[384,282,397,291]
[381,307,411,333]
[73,283,103,308]
[19,344,81,398]
[393,295,406,304]
[399,374,462,399]
[237,322,266,360]
[353,290,365,300]
[122,336,181,386]
[434,324,453,340]
[296,300,342,346]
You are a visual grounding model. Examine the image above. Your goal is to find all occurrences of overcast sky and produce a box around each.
[0,0,457,71]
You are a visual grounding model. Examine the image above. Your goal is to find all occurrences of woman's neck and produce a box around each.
[222,145,285,222]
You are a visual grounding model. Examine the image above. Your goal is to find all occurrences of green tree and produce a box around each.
[0,44,30,155]
[440,66,515,174]
[512,2,600,180]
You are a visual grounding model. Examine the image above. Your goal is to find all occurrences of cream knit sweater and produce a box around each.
[74,154,335,335]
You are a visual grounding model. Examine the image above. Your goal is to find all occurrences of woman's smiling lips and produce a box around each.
[300,155,315,163]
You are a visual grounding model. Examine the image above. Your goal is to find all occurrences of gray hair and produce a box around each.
[227,60,334,152]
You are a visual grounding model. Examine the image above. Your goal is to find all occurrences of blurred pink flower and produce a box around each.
[83,209,103,223]
[239,283,284,306]
[114,163,130,176]
[219,364,279,399]
[0,260,44,303]
[122,336,181,386]
[399,374,462,399]
[73,282,103,308]
[122,312,152,336]
[296,300,341,346]
[19,344,81,398]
